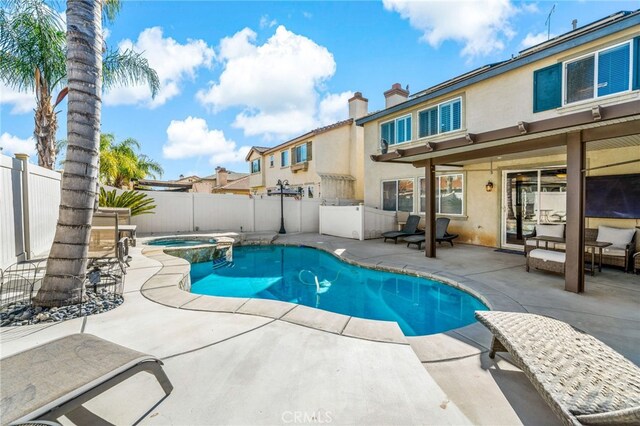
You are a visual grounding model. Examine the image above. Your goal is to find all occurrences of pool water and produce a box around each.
[148,238,216,247]
[190,246,487,336]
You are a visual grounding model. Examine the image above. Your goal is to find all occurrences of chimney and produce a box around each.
[384,83,409,109]
[348,92,369,120]
[571,19,577,30]
[216,166,228,187]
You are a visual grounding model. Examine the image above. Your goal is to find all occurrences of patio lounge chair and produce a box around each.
[382,214,421,244]
[89,212,131,273]
[475,311,640,426]
[98,207,137,247]
[1,333,173,424]
[405,217,459,250]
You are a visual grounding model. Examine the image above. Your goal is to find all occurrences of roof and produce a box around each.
[244,146,271,161]
[201,171,248,181]
[218,174,251,191]
[245,118,354,160]
[356,9,640,126]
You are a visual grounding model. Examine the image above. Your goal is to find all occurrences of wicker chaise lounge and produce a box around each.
[1,333,173,424]
[475,311,640,426]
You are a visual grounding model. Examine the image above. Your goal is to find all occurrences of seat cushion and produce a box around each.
[536,224,565,238]
[529,249,566,263]
[596,226,635,250]
[601,247,627,257]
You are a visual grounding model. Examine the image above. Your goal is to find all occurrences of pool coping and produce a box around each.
[139,238,527,351]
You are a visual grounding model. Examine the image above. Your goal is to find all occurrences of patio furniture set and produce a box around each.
[382,215,459,250]
[525,224,637,276]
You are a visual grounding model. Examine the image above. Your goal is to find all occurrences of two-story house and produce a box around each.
[356,10,640,293]
[245,92,368,200]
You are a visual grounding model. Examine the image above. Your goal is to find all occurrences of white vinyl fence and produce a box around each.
[319,204,396,240]
[1,154,61,268]
[129,191,321,235]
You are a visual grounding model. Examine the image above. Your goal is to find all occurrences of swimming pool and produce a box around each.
[148,238,216,247]
[190,245,487,336]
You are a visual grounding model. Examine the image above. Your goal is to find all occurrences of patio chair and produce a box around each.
[476,311,640,426]
[96,207,137,247]
[382,214,421,244]
[89,212,131,273]
[1,333,173,424]
[405,217,459,250]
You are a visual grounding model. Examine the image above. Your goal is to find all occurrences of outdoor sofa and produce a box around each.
[476,311,640,426]
[1,333,173,424]
[585,226,636,273]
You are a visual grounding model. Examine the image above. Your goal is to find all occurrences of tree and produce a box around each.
[34,0,103,307]
[0,0,159,169]
[98,134,163,187]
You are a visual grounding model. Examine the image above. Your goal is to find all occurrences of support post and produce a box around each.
[15,153,31,260]
[424,159,436,258]
[565,131,585,293]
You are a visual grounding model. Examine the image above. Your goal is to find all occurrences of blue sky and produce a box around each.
[1,0,638,179]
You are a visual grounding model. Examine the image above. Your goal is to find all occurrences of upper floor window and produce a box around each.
[293,141,312,164]
[381,114,412,145]
[281,150,289,167]
[251,159,261,174]
[269,155,274,168]
[418,98,462,138]
[535,37,639,112]
[565,42,631,104]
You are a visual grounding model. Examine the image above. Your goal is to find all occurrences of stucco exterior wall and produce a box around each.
[249,122,364,200]
[362,24,640,249]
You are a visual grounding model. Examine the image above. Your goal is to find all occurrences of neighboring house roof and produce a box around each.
[244,146,271,161]
[261,118,354,156]
[244,119,354,161]
[218,175,250,191]
[356,9,640,125]
[201,171,249,182]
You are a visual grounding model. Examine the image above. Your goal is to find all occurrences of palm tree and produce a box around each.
[98,133,163,187]
[33,0,103,307]
[0,0,159,169]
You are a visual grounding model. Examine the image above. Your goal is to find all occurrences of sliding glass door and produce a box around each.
[502,168,567,248]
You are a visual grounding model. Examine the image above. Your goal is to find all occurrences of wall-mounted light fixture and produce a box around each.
[485,181,494,192]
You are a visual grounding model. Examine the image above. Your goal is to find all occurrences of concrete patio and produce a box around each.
[1,233,638,425]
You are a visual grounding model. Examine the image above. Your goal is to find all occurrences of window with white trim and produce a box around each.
[382,179,414,212]
[420,174,464,215]
[381,114,412,145]
[565,41,632,104]
[269,155,274,168]
[418,97,462,138]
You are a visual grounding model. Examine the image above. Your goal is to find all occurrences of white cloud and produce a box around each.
[0,133,36,156]
[383,0,518,58]
[0,83,35,114]
[521,31,555,49]
[163,116,251,165]
[259,15,277,29]
[103,27,215,108]
[197,25,347,140]
[318,91,353,126]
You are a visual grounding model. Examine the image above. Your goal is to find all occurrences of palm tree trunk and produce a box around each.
[34,92,58,170]
[34,0,103,307]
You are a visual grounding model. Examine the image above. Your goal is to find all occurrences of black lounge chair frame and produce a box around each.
[382,214,422,244]
[406,217,459,250]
